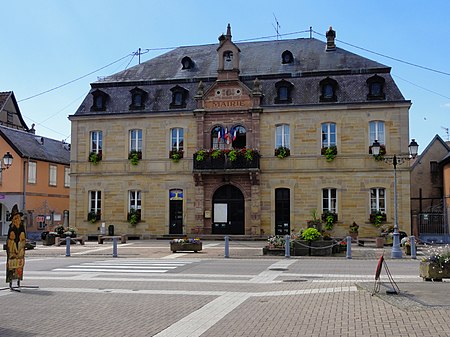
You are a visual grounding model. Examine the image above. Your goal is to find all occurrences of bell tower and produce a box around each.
[217,24,240,80]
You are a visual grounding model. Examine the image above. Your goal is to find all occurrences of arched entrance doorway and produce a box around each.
[212,184,244,235]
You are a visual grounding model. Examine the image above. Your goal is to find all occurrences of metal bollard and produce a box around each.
[65,236,71,257]
[112,237,118,257]
[410,236,416,259]
[346,236,352,259]
[285,235,290,258]
[224,236,229,258]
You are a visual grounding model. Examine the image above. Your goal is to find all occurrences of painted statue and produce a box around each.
[6,204,26,284]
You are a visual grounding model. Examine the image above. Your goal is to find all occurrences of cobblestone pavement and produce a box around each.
[0,239,449,337]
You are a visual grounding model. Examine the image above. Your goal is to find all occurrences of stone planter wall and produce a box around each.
[170,242,202,253]
[419,261,450,281]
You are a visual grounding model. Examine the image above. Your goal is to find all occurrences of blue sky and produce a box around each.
[2,0,449,151]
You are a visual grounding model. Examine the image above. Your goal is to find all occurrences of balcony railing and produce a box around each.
[193,150,260,171]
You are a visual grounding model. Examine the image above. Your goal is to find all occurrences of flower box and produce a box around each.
[419,261,450,281]
[170,242,202,253]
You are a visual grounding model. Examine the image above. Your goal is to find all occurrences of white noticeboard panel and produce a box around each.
[214,203,227,223]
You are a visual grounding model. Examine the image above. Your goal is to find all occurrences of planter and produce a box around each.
[170,242,202,253]
[43,236,55,246]
[375,237,385,248]
[262,247,287,256]
[292,240,334,256]
[419,261,450,281]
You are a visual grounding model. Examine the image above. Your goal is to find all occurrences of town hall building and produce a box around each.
[69,25,413,238]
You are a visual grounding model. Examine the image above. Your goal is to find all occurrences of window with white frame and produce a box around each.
[370,188,386,214]
[129,190,142,211]
[171,128,184,151]
[64,167,70,187]
[130,129,142,152]
[90,131,102,153]
[322,188,337,213]
[369,121,385,145]
[28,161,37,184]
[321,122,336,148]
[49,165,57,186]
[89,191,102,218]
[275,124,290,148]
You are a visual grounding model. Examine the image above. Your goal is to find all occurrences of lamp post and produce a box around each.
[0,152,13,172]
[371,139,418,259]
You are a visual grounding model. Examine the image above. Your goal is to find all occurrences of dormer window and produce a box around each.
[319,78,338,102]
[129,88,147,110]
[181,56,194,70]
[366,75,386,100]
[281,50,294,64]
[170,85,188,109]
[223,51,233,70]
[91,89,108,111]
[275,80,293,104]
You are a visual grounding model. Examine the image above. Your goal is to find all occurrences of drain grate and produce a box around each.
[283,279,308,282]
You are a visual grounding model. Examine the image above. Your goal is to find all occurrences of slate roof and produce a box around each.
[74,36,407,116]
[0,125,70,165]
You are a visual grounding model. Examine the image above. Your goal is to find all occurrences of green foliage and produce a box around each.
[349,222,359,233]
[128,208,141,225]
[89,152,102,165]
[323,146,337,162]
[275,146,290,159]
[170,149,183,162]
[129,151,140,165]
[195,150,207,162]
[228,149,237,161]
[371,211,384,227]
[324,213,335,230]
[301,228,322,241]
[211,149,222,159]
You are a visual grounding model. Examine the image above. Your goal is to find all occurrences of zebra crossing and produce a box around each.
[52,259,195,274]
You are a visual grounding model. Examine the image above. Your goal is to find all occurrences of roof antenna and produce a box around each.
[442,126,449,141]
[310,26,313,39]
[272,13,281,40]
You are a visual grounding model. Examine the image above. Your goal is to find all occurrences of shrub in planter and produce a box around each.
[274,146,290,159]
[301,228,322,241]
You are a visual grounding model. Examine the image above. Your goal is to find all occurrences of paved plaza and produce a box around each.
[0,239,449,336]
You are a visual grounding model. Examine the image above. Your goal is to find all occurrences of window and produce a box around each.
[366,75,385,100]
[130,129,142,152]
[169,85,188,109]
[231,125,246,149]
[129,88,147,110]
[129,190,142,211]
[89,191,102,218]
[91,90,108,111]
[181,56,194,69]
[49,165,57,186]
[64,167,70,188]
[275,124,290,148]
[223,51,233,70]
[28,161,37,184]
[90,131,103,154]
[321,122,336,148]
[211,126,226,149]
[281,50,294,64]
[171,128,184,151]
[369,121,385,146]
[275,80,293,104]
[322,188,337,213]
[319,77,337,102]
[370,188,386,214]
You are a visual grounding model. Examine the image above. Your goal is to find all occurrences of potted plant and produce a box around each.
[128,150,142,165]
[127,208,141,225]
[169,149,183,162]
[307,209,322,232]
[420,245,450,281]
[89,151,102,165]
[321,146,337,162]
[275,146,290,159]
[170,237,202,253]
[88,210,101,223]
[370,211,386,227]
[263,235,288,256]
[301,227,322,242]
[321,211,337,230]
[349,222,359,240]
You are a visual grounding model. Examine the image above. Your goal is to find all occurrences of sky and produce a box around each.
[2,0,450,152]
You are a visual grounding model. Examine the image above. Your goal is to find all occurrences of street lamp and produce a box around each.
[371,139,419,259]
[0,152,13,172]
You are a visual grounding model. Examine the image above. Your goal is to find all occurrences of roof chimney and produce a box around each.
[326,26,336,51]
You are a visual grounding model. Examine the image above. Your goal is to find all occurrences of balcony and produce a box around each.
[193,149,260,172]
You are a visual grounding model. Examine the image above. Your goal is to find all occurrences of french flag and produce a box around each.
[232,127,237,141]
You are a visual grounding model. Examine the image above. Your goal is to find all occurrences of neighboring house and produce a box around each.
[0,91,70,239]
[69,25,414,238]
[410,135,450,243]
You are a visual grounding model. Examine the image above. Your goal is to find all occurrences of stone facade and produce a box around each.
[69,25,413,238]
